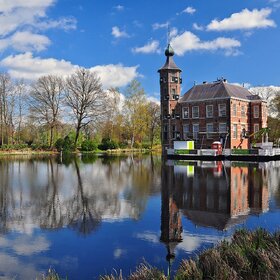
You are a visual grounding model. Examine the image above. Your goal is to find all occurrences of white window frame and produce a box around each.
[254,124,259,133]
[206,105,213,118]
[218,104,226,117]
[254,105,259,118]
[182,107,189,119]
[193,124,199,139]
[219,123,227,133]
[206,123,214,139]
[192,106,199,119]
[233,124,238,139]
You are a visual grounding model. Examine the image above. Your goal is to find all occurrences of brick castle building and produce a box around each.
[158,44,268,152]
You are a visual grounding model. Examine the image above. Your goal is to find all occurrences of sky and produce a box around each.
[0,0,279,100]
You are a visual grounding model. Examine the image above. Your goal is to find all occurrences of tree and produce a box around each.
[0,73,14,145]
[147,101,160,149]
[65,68,105,146]
[123,80,149,148]
[29,75,64,147]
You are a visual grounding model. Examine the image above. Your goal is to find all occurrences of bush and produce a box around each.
[98,138,119,150]
[54,136,75,153]
[81,139,98,151]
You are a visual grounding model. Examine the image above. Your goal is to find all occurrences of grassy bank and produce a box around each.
[42,228,280,280]
[101,228,280,280]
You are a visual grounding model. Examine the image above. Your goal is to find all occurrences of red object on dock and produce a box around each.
[211,141,223,155]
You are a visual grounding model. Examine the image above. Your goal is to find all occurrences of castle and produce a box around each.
[158,44,267,153]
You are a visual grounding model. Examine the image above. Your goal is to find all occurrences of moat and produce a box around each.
[0,154,279,279]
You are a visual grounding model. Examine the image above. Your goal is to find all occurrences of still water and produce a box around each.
[0,154,279,279]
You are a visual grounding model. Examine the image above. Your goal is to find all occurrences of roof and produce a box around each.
[179,81,262,102]
[158,56,181,72]
[158,44,181,72]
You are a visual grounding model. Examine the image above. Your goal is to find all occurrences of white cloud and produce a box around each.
[90,64,139,88]
[0,52,139,88]
[111,26,129,38]
[132,40,160,54]
[152,22,169,30]
[183,6,196,14]
[0,0,76,54]
[0,52,77,80]
[170,31,241,56]
[0,0,54,13]
[114,5,124,11]
[36,17,77,31]
[207,8,276,31]
[170,27,178,37]
[0,31,51,52]
[193,23,204,31]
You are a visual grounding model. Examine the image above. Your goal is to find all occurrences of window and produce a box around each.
[182,107,189,119]
[254,105,259,118]
[171,76,178,83]
[219,123,227,133]
[241,124,246,138]
[206,105,213,118]
[232,104,237,117]
[183,124,189,139]
[254,124,259,133]
[163,125,168,141]
[207,123,214,139]
[241,105,246,117]
[193,124,199,139]
[171,89,176,99]
[172,125,176,139]
[233,124,238,139]
[192,106,199,118]
[218,104,226,117]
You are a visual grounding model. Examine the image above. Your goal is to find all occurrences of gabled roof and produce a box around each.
[179,81,262,102]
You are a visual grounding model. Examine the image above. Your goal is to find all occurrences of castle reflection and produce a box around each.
[160,160,269,268]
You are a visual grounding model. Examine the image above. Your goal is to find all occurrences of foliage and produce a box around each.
[98,137,119,150]
[81,139,98,151]
[55,136,75,152]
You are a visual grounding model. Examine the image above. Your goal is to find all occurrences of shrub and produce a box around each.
[81,139,98,151]
[98,138,119,150]
[54,136,75,153]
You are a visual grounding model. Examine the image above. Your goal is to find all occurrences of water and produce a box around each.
[0,154,279,279]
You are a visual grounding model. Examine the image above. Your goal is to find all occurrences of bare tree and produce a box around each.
[29,75,64,147]
[65,68,105,146]
[0,73,14,145]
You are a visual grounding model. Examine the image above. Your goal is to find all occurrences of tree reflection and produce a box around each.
[67,159,101,235]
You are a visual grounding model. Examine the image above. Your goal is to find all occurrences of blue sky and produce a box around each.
[0,0,279,100]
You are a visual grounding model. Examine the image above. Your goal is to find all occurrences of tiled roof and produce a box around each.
[179,81,262,102]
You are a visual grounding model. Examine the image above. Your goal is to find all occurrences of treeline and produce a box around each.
[0,68,160,151]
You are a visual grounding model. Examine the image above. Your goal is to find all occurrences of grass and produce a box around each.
[101,229,280,280]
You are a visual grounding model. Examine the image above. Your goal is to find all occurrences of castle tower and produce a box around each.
[158,44,182,154]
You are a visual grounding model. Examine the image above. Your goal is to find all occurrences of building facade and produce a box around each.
[158,44,268,152]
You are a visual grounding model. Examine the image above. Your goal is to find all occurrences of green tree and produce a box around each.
[147,101,160,149]
[123,80,149,148]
